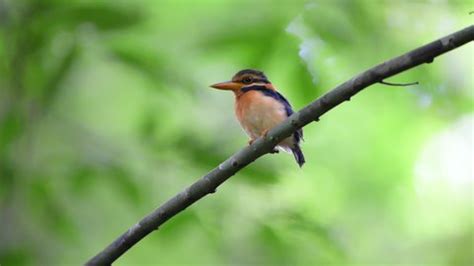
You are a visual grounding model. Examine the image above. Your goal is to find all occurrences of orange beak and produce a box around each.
[210,81,241,91]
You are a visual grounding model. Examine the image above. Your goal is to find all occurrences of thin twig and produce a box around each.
[85,25,474,265]
[379,80,419,87]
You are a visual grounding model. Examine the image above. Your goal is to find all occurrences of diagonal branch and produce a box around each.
[86,25,474,265]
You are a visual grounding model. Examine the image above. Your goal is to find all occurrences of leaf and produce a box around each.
[69,166,96,195]
[107,165,142,206]
[28,179,78,241]
[33,3,143,32]
[108,43,166,83]
[41,41,79,106]
[0,247,33,266]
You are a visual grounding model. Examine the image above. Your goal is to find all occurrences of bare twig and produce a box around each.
[86,25,474,265]
[380,80,419,86]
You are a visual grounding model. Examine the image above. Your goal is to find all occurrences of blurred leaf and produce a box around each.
[68,166,96,196]
[139,109,157,140]
[199,17,294,66]
[107,165,142,206]
[0,248,33,266]
[0,108,24,153]
[31,3,143,33]
[0,157,15,200]
[302,5,356,46]
[41,41,79,106]
[108,42,166,83]
[278,210,347,260]
[28,179,78,241]
[256,224,291,264]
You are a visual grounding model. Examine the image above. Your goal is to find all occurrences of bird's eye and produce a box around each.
[242,77,253,84]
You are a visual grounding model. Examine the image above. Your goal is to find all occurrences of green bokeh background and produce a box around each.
[0,0,472,265]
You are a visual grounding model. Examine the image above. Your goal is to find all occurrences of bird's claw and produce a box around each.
[248,130,271,147]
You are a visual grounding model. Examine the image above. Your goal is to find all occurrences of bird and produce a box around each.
[210,69,305,167]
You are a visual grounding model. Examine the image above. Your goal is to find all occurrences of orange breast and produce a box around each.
[235,90,288,140]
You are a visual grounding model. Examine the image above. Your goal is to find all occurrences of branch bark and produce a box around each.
[86,25,474,265]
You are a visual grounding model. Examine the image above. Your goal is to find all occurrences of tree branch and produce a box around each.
[379,80,419,86]
[86,25,474,265]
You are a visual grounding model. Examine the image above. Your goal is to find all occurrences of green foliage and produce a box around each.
[0,0,472,265]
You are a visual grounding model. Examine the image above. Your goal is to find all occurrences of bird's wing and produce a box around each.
[266,90,303,142]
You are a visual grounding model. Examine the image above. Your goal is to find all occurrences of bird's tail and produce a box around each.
[291,145,305,168]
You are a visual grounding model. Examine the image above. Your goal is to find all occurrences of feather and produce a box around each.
[291,145,305,167]
[241,85,303,144]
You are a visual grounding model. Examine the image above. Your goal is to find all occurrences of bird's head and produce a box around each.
[210,69,273,93]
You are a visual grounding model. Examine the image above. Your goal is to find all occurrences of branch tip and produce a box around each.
[379,80,419,87]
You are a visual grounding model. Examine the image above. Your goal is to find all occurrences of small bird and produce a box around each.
[211,69,305,167]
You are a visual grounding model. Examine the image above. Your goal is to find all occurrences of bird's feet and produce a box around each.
[270,148,279,154]
[248,129,271,146]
